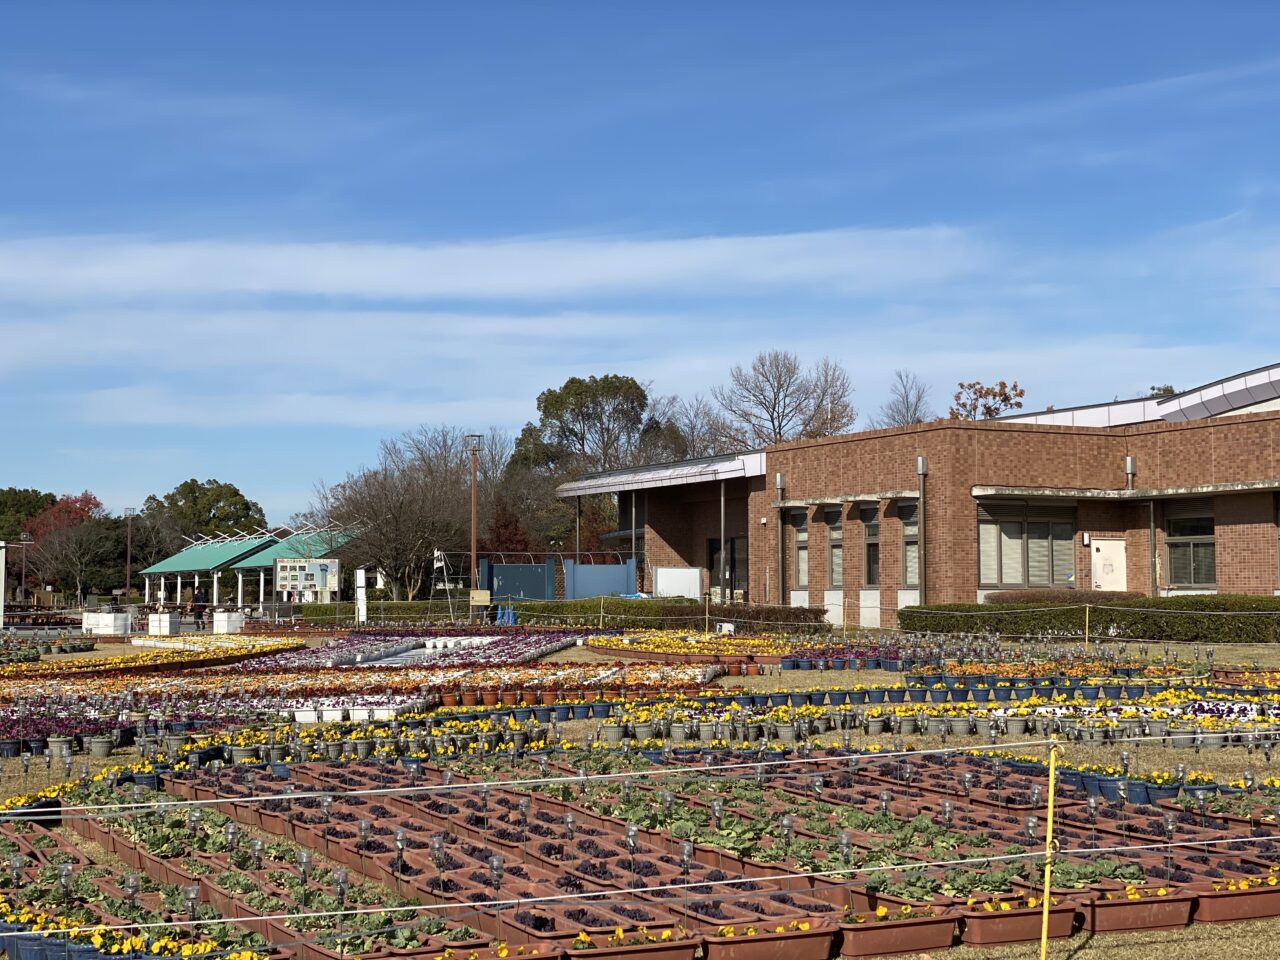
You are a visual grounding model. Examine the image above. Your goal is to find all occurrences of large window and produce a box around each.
[1166,503,1215,586]
[978,503,1076,588]
[901,503,919,587]
[792,512,809,589]
[826,509,843,587]
[861,505,880,586]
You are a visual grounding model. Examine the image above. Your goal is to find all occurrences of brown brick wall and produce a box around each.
[1214,492,1278,594]
[640,413,1280,615]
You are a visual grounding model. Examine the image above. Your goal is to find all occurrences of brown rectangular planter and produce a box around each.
[1192,885,1280,923]
[960,902,1077,946]
[703,925,836,960]
[1081,890,1194,933]
[838,916,957,958]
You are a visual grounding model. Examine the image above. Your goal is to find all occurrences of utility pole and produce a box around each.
[466,435,482,590]
[123,508,136,604]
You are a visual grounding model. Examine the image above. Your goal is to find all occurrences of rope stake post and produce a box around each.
[705,591,711,638]
[1040,738,1063,960]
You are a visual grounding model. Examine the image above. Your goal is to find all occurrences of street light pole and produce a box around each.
[18,533,31,604]
[466,435,483,592]
[123,508,136,605]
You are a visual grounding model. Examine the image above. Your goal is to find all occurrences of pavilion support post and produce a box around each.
[211,572,219,607]
[144,578,151,605]
[237,571,244,608]
[176,575,183,605]
[259,569,266,607]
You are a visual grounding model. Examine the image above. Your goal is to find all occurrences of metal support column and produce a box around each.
[719,480,727,603]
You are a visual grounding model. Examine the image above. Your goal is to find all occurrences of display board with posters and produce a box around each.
[275,558,340,603]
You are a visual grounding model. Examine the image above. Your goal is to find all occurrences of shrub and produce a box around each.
[295,598,831,633]
[982,589,1144,605]
[900,594,1280,644]
[513,598,830,633]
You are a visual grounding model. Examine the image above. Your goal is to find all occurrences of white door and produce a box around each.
[1091,539,1127,591]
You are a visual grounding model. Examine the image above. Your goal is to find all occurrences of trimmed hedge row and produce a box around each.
[900,594,1280,644]
[296,598,831,633]
[512,598,830,632]
[982,589,1145,605]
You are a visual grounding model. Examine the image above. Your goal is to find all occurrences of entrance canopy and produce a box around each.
[139,534,276,576]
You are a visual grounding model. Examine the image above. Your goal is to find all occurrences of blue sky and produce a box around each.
[4,3,1280,519]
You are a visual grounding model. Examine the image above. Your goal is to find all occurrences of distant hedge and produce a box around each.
[982,589,1145,605]
[296,598,831,633]
[513,598,830,633]
[899,594,1280,644]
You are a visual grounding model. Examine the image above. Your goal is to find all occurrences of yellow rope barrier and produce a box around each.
[1040,737,1063,960]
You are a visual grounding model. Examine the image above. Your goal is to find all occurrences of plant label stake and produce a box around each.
[394,828,407,897]
[431,835,446,894]
[489,854,505,943]
[297,849,312,907]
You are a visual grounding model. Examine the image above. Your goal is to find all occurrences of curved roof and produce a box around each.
[1002,361,1280,427]
[230,530,352,570]
[139,535,276,575]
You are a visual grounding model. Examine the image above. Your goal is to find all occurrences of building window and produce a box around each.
[792,512,809,589]
[978,507,1076,588]
[901,503,919,588]
[826,509,843,587]
[861,505,880,586]
[1166,512,1215,586]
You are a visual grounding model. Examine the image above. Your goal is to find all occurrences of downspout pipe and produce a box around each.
[1149,499,1157,598]
[916,456,929,605]
[775,472,786,605]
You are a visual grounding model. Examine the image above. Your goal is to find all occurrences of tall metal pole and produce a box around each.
[0,541,6,630]
[19,534,30,604]
[468,437,481,589]
[124,508,135,605]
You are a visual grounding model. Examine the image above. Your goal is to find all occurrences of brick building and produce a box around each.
[558,364,1280,626]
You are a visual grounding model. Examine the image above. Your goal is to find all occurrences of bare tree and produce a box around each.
[871,369,936,428]
[28,518,114,603]
[669,394,735,459]
[311,425,508,599]
[711,350,857,449]
[949,380,1026,420]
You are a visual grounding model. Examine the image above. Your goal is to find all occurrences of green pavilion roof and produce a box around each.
[229,531,352,570]
[139,535,276,575]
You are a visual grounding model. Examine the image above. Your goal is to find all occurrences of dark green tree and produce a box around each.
[141,479,267,541]
[0,487,56,541]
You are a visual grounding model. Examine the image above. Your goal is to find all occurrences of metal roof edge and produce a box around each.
[972,480,1280,500]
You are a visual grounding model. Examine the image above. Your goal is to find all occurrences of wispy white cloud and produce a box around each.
[0,308,656,375]
[934,57,1280,136]
[0,227,992,302]
[79,385,530,429]
[3,71,394,162]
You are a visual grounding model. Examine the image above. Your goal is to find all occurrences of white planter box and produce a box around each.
[82,612,128,636]
[148,613,181,636]
[212,611,246,634]
[293,709,320,724]
[347,707,372,722]
[319,708,346,722]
